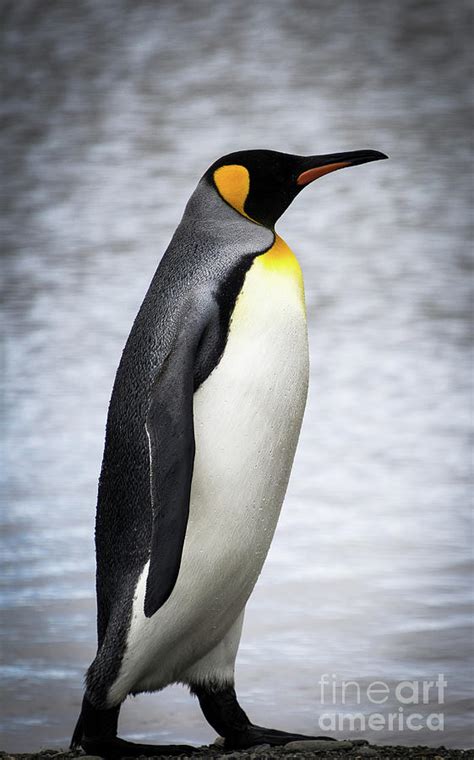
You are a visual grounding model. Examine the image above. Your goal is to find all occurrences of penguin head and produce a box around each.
[206,149,387,229]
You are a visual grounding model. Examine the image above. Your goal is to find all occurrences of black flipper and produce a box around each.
[144,290,219,618]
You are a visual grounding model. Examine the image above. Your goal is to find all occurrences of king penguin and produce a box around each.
[71,148,387,756]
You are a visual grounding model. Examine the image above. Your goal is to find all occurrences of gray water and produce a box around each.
[1,0,473,752]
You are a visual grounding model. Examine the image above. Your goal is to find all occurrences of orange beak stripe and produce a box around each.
[296,161,351,186]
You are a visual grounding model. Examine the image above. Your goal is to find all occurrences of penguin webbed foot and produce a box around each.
[192,681,334,750]
[71,695,197,757]
[224,724,335,750]
[81,735,197,758]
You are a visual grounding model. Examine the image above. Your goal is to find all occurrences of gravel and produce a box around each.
[1,742,473,760]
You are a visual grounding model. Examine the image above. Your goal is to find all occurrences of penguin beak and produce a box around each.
[296,150,388,186]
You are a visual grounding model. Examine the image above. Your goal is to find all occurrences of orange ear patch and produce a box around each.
[213,165,250,217]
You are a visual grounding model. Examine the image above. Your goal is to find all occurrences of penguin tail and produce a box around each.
[70,709,84,750]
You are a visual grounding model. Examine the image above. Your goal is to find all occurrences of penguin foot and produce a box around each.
[81,735,197,758]
[71,696,197,758]
[191,681,334,750]
[224,724,335,749]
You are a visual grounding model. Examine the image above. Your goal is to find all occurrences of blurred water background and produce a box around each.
[1,0,473,751]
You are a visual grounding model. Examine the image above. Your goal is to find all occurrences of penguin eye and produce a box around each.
[213,164,250,218]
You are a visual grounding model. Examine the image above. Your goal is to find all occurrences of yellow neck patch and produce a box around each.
[213,164,250,217]
[256,234,306,312]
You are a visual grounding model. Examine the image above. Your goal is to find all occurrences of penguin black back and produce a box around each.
[89,177,274,701]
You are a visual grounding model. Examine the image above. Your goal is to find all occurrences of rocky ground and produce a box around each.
[1,740,473,760]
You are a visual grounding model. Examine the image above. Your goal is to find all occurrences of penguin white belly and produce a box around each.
[108,237,309,704]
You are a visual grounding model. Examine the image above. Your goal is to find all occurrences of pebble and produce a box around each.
[246,745,272,753]
[354,748,378,757]
[283,739,354,751]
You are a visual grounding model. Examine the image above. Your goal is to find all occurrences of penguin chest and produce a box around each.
[188,236,309,601]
